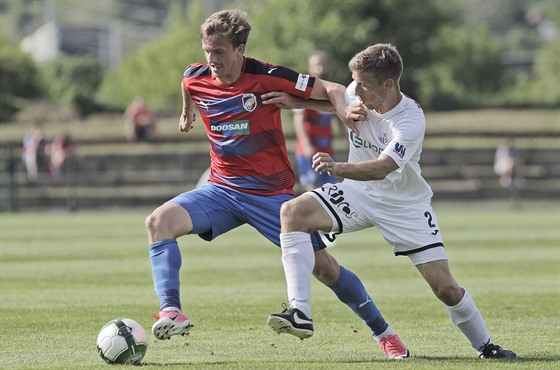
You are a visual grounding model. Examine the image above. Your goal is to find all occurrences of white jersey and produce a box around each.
[343,81,433,204]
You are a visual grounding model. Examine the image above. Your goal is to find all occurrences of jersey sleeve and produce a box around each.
[245,59,316,100]
[344,81,361,105]
[382,111,425,169]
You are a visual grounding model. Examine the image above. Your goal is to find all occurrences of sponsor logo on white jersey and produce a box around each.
[394,142,406,159]
[350,130,384,154]
[325,184,358,219]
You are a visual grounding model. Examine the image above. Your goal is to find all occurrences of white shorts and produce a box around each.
[308,182,448,265]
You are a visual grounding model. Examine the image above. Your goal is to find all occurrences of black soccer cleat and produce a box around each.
[478,342,517,359]
[267,307,313,339]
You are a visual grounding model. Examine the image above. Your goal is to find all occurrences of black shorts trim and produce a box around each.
[394,242,445,256]
[311,190,343,234]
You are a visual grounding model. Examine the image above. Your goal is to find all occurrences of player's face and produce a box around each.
[202,34,245,84]
[351,70,389,112]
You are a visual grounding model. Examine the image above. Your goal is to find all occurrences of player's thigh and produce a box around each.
[242,192,327,252]
[169,184,244,241]
[306,182,373,234]
[242,192,291,246]
[146,202,193,242]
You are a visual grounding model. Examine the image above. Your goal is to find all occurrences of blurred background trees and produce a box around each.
[0,0,558,122]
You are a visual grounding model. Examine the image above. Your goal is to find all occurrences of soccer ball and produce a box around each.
[96,318,148,365]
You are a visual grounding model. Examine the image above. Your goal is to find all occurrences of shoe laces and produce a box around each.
[480,342,505,358]
[379,334,408,358]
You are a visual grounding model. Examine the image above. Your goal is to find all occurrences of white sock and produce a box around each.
[280,232,315,318]
[373,326,395,341]
[447,288,491,351]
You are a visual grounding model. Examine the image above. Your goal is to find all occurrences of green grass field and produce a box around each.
[1,204,559,369]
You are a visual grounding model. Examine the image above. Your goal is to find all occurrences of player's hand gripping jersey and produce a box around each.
[344,81,433,204]
[183,57,315,196]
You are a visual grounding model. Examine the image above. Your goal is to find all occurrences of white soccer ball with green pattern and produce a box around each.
[96,318,148,365]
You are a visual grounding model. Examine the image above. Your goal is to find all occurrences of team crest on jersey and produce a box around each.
[378,132,389,145]
[242,93,258,112]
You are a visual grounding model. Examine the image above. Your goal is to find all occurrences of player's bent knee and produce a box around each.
[280,200,295,219]
[144,212,160,235]
[280,200,301,223]
[145,210,173,237]
[432,280,462,306]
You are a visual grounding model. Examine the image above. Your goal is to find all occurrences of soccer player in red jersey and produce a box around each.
[146,9,408,359]
[293,52,344,192]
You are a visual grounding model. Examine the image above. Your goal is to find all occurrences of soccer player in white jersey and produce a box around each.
[263,44,516,360]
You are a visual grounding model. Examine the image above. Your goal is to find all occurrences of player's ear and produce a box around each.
[238,43,246,54]
[383,79,394,90]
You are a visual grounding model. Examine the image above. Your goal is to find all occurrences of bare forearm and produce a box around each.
[299,99,335,112]
[313,153,399,181]
[334,161,392,180]
[181,83,194,115]
[313,79,347,113]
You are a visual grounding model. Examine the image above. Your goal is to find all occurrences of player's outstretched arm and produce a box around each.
[312,79,360,137]
[179,82,196,133]
[313,153,398,181]
[261,91,334,112]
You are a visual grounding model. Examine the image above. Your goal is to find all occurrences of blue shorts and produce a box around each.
[296,154,336,188]
[168,183,326,251]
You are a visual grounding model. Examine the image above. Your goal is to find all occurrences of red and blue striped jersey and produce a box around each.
[295,110,334,155]
[183,57,315,195]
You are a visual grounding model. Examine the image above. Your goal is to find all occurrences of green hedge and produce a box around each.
[40,56,105,116]
[0,36,42,121]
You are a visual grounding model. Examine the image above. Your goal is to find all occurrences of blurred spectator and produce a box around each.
[494,137,524,207]
[123,96,157,142]
[493,137,522,188]
[293,52,346,192]
[48,134,76,178]
[21,123,47,182]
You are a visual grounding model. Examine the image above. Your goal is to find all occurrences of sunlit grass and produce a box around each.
[0,205,558,369]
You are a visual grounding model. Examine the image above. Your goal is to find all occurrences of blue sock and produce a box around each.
[149,239,182,311]
[328,266,389,336]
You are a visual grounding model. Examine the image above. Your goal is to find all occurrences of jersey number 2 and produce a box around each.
[424,211,440,235]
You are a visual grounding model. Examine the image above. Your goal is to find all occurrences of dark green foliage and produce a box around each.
[416,25,506,110]
[1,0,558,116]
[40,56,105,116]
[98,2,204,111]
[243,0,453,100]
[501,41,560,108]
[0,35,42,121]
[1,0,45,42]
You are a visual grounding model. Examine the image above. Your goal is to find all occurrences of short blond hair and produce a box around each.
[348,44,403,84]
[200,9,252,48]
